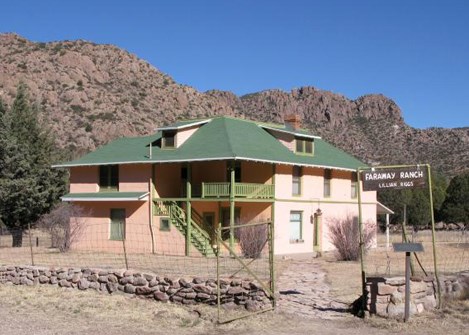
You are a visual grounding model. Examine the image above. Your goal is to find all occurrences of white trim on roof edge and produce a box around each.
[260,125,321,139]
[53,156,357,172]
[155,119,211,131]
[61,192,150,202]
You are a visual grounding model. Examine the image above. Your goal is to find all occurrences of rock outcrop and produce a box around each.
[0,33,467,175]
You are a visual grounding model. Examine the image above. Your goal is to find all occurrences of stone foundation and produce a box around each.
[366,271,469,319]
[0,265,270,311]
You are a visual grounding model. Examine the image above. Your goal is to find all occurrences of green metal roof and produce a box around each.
[54,116,365,171]
[61,192,149,201]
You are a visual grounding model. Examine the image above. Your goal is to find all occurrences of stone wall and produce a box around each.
[366,271,469,319]
[0,265,270,311]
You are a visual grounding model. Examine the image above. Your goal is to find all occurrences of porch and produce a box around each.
[184,182,275,199]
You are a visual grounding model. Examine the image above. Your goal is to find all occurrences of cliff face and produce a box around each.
[0,34,467,175]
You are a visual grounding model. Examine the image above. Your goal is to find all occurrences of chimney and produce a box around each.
[284,114,301,130]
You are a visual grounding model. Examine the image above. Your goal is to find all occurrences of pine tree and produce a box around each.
[441,172,469,224]
[0,84,66,247]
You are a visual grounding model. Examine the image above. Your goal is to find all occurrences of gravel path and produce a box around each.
[276,255,352,319]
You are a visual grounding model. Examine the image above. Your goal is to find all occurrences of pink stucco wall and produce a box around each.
[153,163,182,198]
[273,165,377,255]
[191,161,226,184]
[119,164,151,192]
[267,129,295,151]
[176,125,200,147]
[70,166,99,193]
[68,161,377,257]
[242,161,273,184]
[71,200,152,253]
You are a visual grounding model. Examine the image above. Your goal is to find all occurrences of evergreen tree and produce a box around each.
[441,172,469,224]
[378,170,447,227]
[0,84,66,247]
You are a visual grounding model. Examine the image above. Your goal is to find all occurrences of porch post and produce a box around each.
[386,213,390,249]
[270,163,276,307]
[185,163,192,256]
[229,161,235,249]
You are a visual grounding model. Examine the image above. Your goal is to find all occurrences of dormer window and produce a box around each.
[162,130,176,149]
[295,138,314,155]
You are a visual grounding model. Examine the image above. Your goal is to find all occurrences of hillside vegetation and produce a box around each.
[0,33,468,175]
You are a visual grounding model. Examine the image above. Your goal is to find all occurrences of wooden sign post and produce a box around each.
[393,242,424,321]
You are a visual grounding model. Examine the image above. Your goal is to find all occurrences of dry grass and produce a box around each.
[0,284,389,335]
[1,231,468,334]
[320,232,469,303]
[317,231,469,335]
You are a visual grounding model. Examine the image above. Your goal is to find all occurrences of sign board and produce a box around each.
[392,243,424,253]
[361,167,427,191]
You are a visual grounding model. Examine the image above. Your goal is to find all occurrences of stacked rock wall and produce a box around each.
[366,276,436,319]
[366,271,469,319]
[0,265,270,311]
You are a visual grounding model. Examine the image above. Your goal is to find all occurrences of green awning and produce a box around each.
[61,192,149,202]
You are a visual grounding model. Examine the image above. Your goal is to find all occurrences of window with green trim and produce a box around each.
[160,217,171,231]
[110,208,125,241]
[292,166,302,196]
[351,172,358,199]
[100,165,119,191]
[324,169,332,197]
[295,138,314,155]
[162,131,176,148]
[290,211,303,242]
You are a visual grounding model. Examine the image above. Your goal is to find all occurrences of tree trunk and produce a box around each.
[11,228,24,247]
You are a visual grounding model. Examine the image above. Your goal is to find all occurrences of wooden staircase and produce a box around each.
[154,201,216,257]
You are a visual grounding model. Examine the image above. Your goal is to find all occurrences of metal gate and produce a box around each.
[216,220,275,323]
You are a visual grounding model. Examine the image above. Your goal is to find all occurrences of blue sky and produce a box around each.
[1,0,468,129]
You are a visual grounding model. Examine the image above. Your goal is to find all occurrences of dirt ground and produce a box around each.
[0,282,467,335]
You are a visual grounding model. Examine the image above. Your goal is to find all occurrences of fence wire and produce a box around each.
[365,229,469,277]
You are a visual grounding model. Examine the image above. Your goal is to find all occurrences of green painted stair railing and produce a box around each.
[155,201,216,257]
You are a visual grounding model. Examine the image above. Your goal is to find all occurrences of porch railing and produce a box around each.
[201,182,274,199]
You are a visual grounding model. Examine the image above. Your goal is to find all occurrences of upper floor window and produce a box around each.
[323,169,332,197]
[162,130,176,149]
[295,138,314,155]
[351,172,358,199]
[100,165,118,191]
[292,166,302,196]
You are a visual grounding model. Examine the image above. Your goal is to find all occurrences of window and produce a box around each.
[160,217,171,231]
[100,165,118,191]
[110,209,125,240]
[162,130,176,148]
[351,173,358,199]
[290,211,303,242]
[292,166,302,196]
[295,138,314,155]
[324,169,332,197]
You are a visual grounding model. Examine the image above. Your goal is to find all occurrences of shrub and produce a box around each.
[236,220,269,259]
[328,215,375,261]
[37,203,89,252]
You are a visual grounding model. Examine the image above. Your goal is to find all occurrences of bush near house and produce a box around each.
[328,215,375,261]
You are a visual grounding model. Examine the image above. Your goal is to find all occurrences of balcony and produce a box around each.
[201,182,274,199]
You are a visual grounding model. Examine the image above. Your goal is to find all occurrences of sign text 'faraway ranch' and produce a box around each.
[361,167,427,191]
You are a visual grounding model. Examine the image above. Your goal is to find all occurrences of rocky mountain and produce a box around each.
[0,33,468,176]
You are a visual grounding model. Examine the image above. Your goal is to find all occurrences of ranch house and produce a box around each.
[55,115,379,256]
